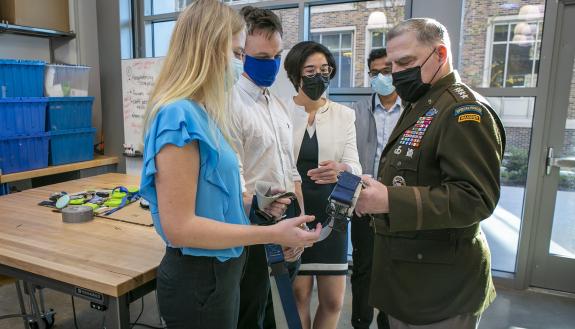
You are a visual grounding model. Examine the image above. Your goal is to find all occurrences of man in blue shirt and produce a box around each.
[350,48,402,329]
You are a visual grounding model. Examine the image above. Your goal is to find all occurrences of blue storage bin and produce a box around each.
[49,127,95,165]
[0,59,45,97]
[47,97,94,131]
[0,98,48,137]
[0,132,49,174]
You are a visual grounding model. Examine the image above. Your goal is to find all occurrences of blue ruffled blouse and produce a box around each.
[139,99,249,262]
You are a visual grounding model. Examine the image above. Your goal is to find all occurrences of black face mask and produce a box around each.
[392,49,442,103]
[301,74,330,101]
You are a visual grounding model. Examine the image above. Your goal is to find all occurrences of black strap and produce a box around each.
[249,198,303,329]
[264,244,303,329]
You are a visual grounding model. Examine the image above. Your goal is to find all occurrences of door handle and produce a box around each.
[546,147,575,175]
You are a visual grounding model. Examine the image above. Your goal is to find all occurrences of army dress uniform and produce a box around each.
[369,71,506,325]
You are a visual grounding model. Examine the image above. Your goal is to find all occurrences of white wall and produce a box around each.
[0,35,51,61]
[69,0,103,143]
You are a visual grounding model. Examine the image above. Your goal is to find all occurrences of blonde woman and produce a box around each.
[139,1,321,328]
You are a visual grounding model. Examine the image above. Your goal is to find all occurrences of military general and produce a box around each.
[355,18,506,329]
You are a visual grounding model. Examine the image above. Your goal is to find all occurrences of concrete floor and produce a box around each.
[1,278,575,329]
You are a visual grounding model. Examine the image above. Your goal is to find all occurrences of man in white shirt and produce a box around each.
[229,6,305,329]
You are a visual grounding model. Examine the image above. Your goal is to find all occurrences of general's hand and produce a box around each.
[355,175,389,216]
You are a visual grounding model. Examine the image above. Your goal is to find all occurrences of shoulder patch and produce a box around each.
[448,84,475,102]
[452,104,483,117]
[453,104,484,124]
[458,113,481,123]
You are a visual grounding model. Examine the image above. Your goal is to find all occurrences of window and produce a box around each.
[370,30,386,50]
[309,1,406,89]
[310,30,354,88]
[145,21,176,57]
[487,19,543,87]
[137,0,407,86]
[222,0,264,4]
[144,0,189,15]
[364,29,387,86]
[460,0,547,273]
[142,0,190,57]
[120,0,133,59]
[460,2,545,88]
[367,0,405,9]
[309,3,357,13]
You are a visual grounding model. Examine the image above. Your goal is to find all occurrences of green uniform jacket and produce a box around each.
[370,71,505,325]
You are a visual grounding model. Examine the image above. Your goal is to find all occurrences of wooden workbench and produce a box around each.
[0,173,164,329]
[0,155,119,184]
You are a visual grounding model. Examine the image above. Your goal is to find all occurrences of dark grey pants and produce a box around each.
[157,247,246,329]
[351,215,390,329]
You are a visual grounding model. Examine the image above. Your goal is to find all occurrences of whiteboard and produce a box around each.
[121,57,164,175]
[121,57,164,153]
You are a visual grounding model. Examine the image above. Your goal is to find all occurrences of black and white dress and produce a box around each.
[297,127,348,276]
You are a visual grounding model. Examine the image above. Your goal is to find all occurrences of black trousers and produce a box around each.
[238,202,301,329]
[351,215,390,329]
[156,247,246,329]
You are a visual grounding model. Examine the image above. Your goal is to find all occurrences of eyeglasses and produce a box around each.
[303,64,333,79]
[368,67,392,78]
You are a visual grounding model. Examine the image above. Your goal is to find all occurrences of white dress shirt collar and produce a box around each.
[237,74,268,102]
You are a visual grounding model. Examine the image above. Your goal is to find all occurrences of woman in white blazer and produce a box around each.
[284,41,361,329]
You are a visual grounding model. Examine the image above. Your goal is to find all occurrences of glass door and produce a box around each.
[530,0,575,293]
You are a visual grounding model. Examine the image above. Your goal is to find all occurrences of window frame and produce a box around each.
[364,17,389,86]
[310,26,356,88]
[309,3,357,13]
[484,14,544,89]
[131,0,412,96]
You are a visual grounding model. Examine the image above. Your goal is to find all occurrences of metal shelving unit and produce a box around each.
[0,22,75,38]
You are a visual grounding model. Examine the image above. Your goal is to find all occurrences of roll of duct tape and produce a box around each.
[61,206,94,223]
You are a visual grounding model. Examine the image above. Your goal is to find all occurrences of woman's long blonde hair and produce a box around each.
[143,0,244,141]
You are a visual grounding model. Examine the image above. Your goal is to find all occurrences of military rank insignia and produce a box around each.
[399,108,438,148]
[453,104,483,124]
[392,175,406,186]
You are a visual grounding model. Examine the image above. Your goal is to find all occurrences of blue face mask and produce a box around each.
[231,57,244,84]
[370,73,395,96]
[243,54,281,87]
